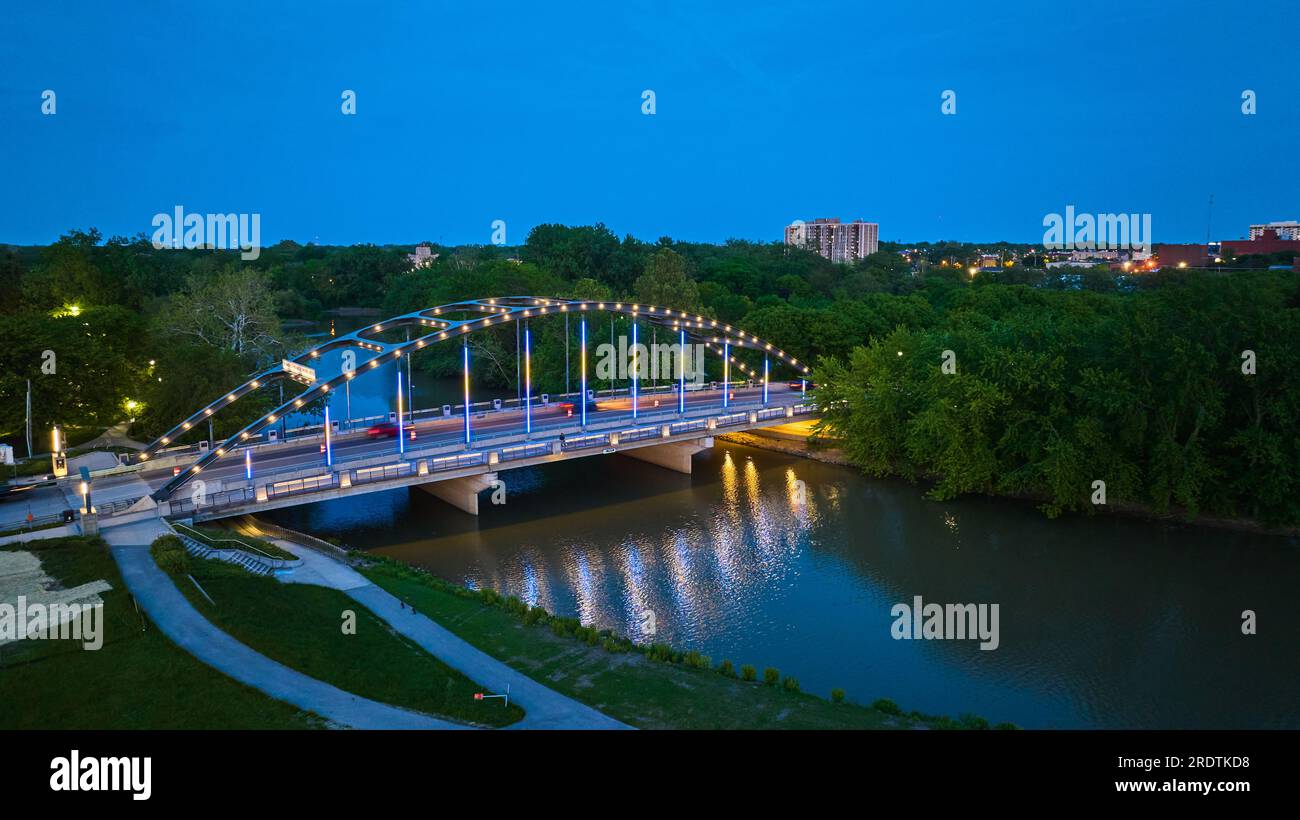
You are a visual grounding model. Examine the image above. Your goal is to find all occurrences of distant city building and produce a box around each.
[1222,229,1300,258]
[406,243,437,269]
[1248,221,1300,241]
[1151,243,1210,269]
[784,218,879,263]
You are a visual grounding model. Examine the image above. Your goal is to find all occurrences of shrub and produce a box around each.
[782,675,800,693]
[477,587,500,606]
[763,667,780,686]
[150,536,190,575]
[741,665,757,682]
[523,605,549,626]
[872,698,902,716]
[958,713,990,730]
[549,619,569,637]
[831,688,845,704]
[503,595,528,616]
[717,659,736,678]
[683,650,711,670]
[993,722,1019,731]
[646,643,674,663]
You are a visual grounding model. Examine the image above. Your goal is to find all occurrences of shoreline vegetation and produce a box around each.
[721,431,1300,538]
[354,553,1013,730]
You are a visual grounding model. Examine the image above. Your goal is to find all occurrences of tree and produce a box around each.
[158,267,283,364]
[635,249,701,313]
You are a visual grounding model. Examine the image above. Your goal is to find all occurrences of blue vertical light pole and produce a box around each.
[801,378,807,399]
[245,448,252,481]
[580,319,588,428]
[396,370,405,455]
[723,340,730,409]
[763,356,769,406]
[524,324,532,436]
[324,405,333,466]
[631,320,639,420]
[462,343,471,445]
[678,329,686,415]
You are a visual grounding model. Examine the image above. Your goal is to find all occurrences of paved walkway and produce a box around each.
[268,538,629,730]
[103,520,469,729]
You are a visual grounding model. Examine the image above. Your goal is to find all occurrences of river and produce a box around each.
[265,314,1300,728]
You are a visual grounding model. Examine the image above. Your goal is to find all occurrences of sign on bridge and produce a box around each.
[282,359,317,385]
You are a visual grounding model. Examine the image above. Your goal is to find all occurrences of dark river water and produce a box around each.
[267,315,1300,729]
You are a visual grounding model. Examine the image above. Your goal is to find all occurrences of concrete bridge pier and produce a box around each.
[618,437,713,474]
[415,472,498,515]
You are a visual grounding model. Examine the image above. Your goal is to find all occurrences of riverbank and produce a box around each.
[726,429,1300,538]
[352,554,1003,730]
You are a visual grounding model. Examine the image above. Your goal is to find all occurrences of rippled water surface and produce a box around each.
[266,437,1300,729]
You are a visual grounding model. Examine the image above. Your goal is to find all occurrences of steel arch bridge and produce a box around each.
[142,296,812,501]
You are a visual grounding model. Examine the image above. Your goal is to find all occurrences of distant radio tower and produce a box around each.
[1205,194,1214,246]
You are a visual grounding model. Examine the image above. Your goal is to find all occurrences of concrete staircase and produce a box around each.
[174,532,280,576]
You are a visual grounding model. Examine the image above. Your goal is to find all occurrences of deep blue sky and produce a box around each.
[2,0,1296,247]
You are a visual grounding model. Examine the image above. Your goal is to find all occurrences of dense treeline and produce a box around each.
[816,272,1300,526]
[3,225,1297,528]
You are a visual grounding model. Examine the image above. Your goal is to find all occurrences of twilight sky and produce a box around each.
[2,0,1296,247]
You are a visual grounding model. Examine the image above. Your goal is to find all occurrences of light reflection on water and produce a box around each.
[265,440,1300,729]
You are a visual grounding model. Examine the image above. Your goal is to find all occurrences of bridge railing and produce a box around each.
[173,399,817,518]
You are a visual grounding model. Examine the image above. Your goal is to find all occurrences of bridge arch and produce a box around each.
[145,296,811,501]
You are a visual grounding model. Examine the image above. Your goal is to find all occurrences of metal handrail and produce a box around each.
[173,521,287,567]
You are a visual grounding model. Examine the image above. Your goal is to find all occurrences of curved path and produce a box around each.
[103,519,628,729]
[106,523,468,729]
[261,531,629,730]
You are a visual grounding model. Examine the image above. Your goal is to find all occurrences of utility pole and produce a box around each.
[25,379,33,458]
[405,328,413,421]
[515,319,521,404]
[1205,193,1214,245]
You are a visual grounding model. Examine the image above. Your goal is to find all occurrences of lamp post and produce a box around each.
[580,318,588,429]
[678,328,686,415]
[631,320,639,421]
[462,342,472,446]
[723,340,730,410]
[524,324,532,436]
[397,370,405,455]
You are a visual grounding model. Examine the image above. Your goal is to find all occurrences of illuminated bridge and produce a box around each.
[81,297,817,524]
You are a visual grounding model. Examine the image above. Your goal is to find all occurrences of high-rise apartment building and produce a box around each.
[1249,221,1300,240]
[784,218,879,262]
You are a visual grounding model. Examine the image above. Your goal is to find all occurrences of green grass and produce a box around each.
[159,546,524,727]
[358,558,997,730]
[0,536,324,729]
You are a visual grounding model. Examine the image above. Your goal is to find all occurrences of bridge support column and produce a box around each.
[618,438,712,474]
[416,472,498,516]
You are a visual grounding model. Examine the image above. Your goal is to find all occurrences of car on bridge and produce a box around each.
[366,422,416,440]
[556,399,600,418]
